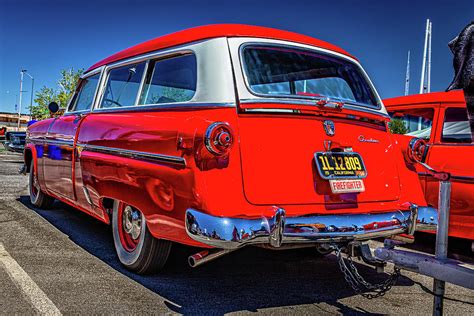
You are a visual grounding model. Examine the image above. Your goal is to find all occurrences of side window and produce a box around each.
[388,108,434,139]
[139,54,196,105]
[101,62,146,108]
[441,107,472,143]
[69,74,100,112]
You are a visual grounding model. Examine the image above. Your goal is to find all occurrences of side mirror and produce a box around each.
[48,102,59,114]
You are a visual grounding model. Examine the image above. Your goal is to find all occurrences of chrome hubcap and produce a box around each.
[122,205,142,240]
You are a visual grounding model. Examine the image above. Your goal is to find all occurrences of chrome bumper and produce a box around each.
[185,206,438,249]
[4,142,24,153]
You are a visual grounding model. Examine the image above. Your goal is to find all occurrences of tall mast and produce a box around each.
[420,19,430,94]
[427,21,432,93]
[405,50,411,96]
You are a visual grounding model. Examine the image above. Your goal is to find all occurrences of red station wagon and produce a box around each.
[385,91,474,241]
[24,24,437,273]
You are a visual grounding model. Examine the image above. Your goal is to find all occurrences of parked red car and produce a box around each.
[25,24,437,274]
[385,91,474,240]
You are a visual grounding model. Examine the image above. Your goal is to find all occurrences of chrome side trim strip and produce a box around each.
[185,207,438,249]
[77,143,186,169]
[28,138,75,148]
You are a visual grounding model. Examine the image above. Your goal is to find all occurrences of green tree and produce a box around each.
[388,118,408,134]
[31,68,83,120]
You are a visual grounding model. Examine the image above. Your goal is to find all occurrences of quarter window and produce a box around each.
[69,74,100,112]
[442,108,472,143]
[139,54,196,105]
[101,62,146,108]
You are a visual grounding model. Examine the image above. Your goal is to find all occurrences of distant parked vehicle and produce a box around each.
[4,131,26,153]
[0,127,6,142]
[385,90,474,240]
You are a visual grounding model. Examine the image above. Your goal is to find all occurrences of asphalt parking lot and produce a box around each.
[0,149,473,315]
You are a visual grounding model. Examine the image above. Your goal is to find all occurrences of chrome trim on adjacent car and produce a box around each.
[76,143,187,169]
[185,206,438,249]
[418,172,474,183]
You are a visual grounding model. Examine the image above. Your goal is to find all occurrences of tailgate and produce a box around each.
[238,114,400,205]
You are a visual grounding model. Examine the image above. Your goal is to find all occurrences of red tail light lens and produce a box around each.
[204,122,233,156]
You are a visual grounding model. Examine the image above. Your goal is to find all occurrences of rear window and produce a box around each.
[139,54,197,105]
[242,45,379,108]
[442,107,472,143]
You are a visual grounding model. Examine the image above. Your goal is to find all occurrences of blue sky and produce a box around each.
[1,0,473,113]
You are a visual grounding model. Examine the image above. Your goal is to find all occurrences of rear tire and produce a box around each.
[112,201,172,274]
[29,160,54,208]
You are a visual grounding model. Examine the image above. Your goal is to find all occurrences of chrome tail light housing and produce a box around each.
[204,122,233,156]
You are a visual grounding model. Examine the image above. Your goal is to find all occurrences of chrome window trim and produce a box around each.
[227,37,387,115]
[66,66,105,114]
[90,38,236,112]
[134,60,150,106]
[95,50,197,111]
[76,143,186,169]
[239,98,390,118]
[91,102,235,114]
[238,42,382,110]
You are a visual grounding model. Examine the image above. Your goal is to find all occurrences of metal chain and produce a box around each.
[334,245,401,299]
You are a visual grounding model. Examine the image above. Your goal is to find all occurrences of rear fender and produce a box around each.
[24,143,37,174]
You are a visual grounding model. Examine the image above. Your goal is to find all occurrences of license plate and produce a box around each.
[329,179,365,194]
[315,152,367,179]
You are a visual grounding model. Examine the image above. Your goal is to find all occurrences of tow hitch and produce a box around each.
[333,242,401,299]
[337,170,474,316]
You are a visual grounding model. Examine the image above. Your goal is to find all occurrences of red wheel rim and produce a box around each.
[117,202,141,252]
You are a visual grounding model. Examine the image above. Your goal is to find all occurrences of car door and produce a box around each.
[424,105,474,237]
[43,72,102,201]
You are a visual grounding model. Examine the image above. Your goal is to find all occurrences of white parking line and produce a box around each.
[0,243,62,315]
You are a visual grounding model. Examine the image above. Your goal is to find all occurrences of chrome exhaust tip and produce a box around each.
[188,249,236,268]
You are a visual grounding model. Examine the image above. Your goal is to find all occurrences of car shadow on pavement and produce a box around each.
[19,195,415,315]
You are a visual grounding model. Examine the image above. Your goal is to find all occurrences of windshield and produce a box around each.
[242,45,379,108]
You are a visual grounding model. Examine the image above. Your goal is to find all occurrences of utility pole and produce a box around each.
[420,19,429,94]
[23,72,34,119]
[420,19,432,94]
[17,70,25,131]
[427,21,432,93]
[405,50,411,96]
